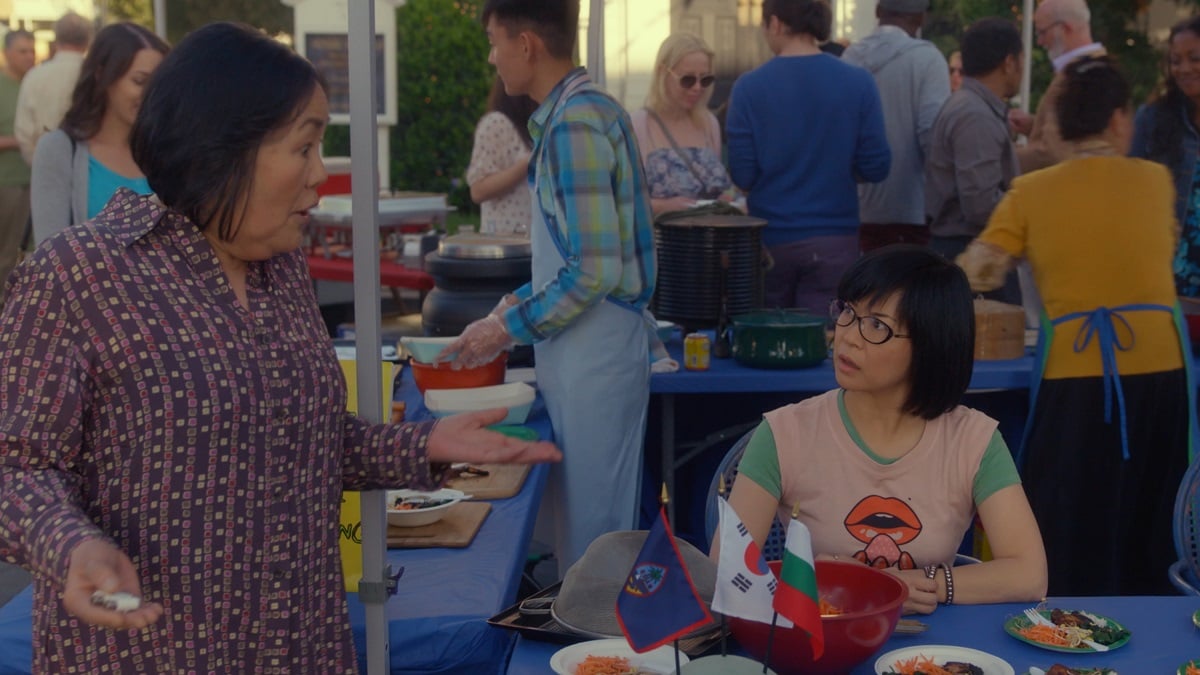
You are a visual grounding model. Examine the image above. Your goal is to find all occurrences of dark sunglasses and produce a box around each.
[669,69,716,89]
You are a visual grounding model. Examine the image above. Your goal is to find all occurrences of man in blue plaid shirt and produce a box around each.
[442,0,656,576]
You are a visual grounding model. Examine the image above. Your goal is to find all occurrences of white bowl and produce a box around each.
[385,488,467,528]
[655,320,676,342]
[399,336,458,364]
[549,638,689,675]
[424,382,535,425]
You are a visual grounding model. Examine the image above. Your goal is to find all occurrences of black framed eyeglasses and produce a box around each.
[829,299,909,345]
[669,69,716,90]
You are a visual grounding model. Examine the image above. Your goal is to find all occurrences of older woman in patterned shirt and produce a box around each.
[0,22,560,674]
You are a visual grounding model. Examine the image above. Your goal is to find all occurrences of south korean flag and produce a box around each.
[712,498,792,627]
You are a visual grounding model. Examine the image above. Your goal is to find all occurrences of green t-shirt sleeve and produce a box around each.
[734,420,782,499]
[972,429,1021,506]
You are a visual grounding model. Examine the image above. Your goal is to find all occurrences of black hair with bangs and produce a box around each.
[836,244,975,419]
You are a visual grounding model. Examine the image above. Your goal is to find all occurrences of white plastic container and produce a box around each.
[385,488,467,528]
[423,382,535,425]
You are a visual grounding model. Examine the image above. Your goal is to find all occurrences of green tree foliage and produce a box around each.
[390,0,492,212]
[106,0,154,27]
[163,0,293,43]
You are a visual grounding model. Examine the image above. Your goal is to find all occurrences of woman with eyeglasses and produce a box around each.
[630,33,733,217]
[726,0,890,312]
[961,56,1192,596]
[722,245,1047,615]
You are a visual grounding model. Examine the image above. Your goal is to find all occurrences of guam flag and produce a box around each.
[773,518,824,659]
[615,507,714,653]
[712,499,792,627]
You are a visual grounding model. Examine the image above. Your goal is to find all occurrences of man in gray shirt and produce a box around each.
[925,17,1023,303]
[842,0,950,252]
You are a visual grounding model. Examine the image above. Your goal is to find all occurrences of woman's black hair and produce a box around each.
[1145,16,1200,171]
[761,0,832,43]
[836,244,975,420]
[60,22,169,142]
[130,22,323,241]
[1058,56,1130,142]
[487,76,536,149]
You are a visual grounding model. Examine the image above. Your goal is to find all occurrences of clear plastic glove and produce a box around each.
[955,240,1012,293]
[437,314,514,369]
[490,293,520,318]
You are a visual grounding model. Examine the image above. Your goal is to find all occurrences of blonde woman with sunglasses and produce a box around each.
[631,33,733,216]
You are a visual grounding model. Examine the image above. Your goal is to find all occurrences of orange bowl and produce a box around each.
[408,354,507,394]
[727,560,908,675]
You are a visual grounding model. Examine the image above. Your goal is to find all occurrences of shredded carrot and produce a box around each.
[889,655,954,675]
[819,597,842,616]
[1016,623,1071,647]
[1186,664,1200,675]
[574,655,632,675]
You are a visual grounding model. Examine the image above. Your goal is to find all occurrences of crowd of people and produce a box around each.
[0,0,1198,670]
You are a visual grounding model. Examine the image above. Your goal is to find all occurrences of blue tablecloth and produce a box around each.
[651,335,1034,394]
[505,595,1200,674]
[0,367,552,675]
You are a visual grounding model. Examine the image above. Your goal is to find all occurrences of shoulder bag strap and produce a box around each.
[644,108,709,190]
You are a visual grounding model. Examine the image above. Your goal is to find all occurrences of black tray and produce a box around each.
[486,582,727,657]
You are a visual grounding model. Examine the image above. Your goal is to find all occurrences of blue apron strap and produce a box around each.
[1016,311,1053,468]
[1171,303,1200,464]
[1048,303,1173,461]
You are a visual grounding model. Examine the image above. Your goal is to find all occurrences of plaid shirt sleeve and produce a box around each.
[504,97,650,344]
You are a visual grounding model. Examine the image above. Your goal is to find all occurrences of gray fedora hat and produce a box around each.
[551,530,718,638]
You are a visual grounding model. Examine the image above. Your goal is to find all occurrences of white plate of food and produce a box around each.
[875,644,1014,675]
[384,488,467,527]
[550,638,689,675]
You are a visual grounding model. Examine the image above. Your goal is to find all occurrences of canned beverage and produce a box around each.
[684,333,711,371]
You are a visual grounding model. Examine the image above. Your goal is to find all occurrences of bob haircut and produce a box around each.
[645,33,715,126]
[762,0,832,43]
[1057,56,1130,142]
[131,22,323,242]
[481,0,579,61]
[60,22,169,142]
[836,244,975,420]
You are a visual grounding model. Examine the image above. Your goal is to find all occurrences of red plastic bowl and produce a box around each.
[727,560,908,675]
[1185,312,1200,344]
[408,354,506,394]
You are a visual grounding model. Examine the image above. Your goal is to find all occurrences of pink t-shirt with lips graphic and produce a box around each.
[743,390,1017,568]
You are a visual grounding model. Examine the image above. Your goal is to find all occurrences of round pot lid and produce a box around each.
[656,214,767,229]
[438,233,532,259]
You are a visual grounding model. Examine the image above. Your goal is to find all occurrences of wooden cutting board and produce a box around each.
[387,501,491,548]
[446,463,531,500]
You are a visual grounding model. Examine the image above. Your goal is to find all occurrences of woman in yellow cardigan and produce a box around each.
[959,56,1196,596]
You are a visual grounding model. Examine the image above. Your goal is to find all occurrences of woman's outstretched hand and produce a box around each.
[427,408,561,465]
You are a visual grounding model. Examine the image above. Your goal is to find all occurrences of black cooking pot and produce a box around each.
[731,310,828,369]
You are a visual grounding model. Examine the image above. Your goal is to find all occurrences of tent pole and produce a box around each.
[1021,0,1034,113]
[347,1,390,674]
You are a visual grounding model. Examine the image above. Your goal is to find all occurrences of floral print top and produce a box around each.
[466,111,532,236]
[0,190,441,673]
[630,107,731,201]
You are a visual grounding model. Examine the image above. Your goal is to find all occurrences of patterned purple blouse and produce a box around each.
[0,190,441,673]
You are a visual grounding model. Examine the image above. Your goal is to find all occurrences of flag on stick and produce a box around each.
[712,499,792,627]
[772,517,824,659]
[615,506,714,653]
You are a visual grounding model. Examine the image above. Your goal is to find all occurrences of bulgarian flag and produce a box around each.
[772,517,824,659]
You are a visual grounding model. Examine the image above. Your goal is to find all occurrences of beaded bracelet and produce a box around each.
[923,564,937,580]
[937,563,954,605]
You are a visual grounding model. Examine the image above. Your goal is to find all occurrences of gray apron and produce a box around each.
[529,142,649,578]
